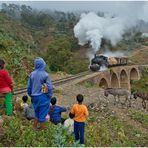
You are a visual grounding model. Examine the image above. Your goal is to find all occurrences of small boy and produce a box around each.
[49,97,67,125]
[21,95,35,120]
[24,99,35,120]
[64,112,74,134]
[70,94,89,145]
[21,95,29,111]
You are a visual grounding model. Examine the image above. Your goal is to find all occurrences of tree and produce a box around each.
[46,37,72,71]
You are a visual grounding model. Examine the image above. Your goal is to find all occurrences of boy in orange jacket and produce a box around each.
[70,94,89,145]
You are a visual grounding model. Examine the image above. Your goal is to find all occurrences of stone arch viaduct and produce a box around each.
[80,65,148,90]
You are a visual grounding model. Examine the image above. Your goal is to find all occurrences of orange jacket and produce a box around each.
[71,103,89,122]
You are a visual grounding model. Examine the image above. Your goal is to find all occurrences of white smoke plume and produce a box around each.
[74,12,134,59]
[74,2,148,60]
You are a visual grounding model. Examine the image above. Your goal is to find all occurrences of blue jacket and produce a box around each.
[27,57,53,98]
[49,105,66,123]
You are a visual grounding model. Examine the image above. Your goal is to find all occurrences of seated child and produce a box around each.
[49,97,67,125]
[21,95,29,111]
[64,112,74,134]
[21,95,35,120]
[24,103,35,120]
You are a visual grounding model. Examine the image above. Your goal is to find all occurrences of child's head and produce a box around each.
[76,94,84,104]
[51,97,57,105]
[0,59,5,69]
[69,112,75,119]
[22,95,28,103]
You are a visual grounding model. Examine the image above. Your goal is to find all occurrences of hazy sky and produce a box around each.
[0,1,148,14]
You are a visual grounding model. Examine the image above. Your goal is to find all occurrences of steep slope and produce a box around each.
[0,12,38,87]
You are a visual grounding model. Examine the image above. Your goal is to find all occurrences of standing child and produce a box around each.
[70,94,89,145]
[0,59,13,116]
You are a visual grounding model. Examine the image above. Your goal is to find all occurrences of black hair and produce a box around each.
[69,112,75,119]
[76,94,84,103]
[0,59,5,69]
[51,97,57,105]
[22,95,28,103]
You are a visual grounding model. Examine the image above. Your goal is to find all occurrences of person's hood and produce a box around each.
[34,57,46,70]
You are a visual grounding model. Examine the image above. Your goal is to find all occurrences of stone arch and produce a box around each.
[111,73,119,88]
[99,78,109,88]
[130,68,139,80]
[120,69,129,88]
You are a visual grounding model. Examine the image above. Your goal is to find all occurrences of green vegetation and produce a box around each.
[85,112,148,147]
[45,36,87,74]
[1,3,147,87]
[1,112,148,147]
[131,68,148,93]
[0,13,37,88]
[129,110,148,128]
[0,117,75,147]
[0,3,89,88]
[80,81,96,88]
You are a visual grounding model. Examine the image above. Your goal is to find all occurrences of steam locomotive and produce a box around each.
[90,54,128,71]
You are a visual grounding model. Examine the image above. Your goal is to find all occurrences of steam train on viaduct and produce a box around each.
[90,54,128,71]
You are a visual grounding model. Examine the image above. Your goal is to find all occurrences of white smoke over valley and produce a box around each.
[74,2,148,60]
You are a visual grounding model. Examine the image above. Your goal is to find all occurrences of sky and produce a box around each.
[0,1,148,14]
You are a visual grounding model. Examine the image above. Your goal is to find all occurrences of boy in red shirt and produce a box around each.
[0,59,13,116]
[70,94,89,145]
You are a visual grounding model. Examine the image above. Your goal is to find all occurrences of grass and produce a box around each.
[129,110,148,128]
[85,112,148,147]
[131,68,148,93]
[80,81,96,88]
[1,116,75,147]
[0,109,148,147]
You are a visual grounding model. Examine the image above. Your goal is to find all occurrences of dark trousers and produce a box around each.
[51,118,66,125]
[74,121,85,144]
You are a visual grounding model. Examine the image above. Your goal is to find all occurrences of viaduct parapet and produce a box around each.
[79,65,148,90]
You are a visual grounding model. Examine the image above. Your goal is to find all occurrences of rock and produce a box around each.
[135,134,141,137]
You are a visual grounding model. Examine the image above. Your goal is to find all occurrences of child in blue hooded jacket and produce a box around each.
[27,57,53,130]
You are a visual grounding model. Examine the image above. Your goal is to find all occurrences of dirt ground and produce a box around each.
[54,82,148,134]
[54,83,147,111]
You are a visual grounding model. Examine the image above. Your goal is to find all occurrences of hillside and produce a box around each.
[0,3,148,147]
[0,12,38,88]
[129,46,148,65]
[0,7,88,87]
[0,3,148,86]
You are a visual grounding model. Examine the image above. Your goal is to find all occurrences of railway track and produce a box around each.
[0,71,91,97]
